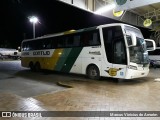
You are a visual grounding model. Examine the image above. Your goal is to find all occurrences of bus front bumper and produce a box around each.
[125,68,149,79]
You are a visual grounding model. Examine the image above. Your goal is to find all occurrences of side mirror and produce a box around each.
[126,33,137,47]
[145,39,156,51]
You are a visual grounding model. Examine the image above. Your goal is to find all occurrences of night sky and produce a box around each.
[1,0,151,49]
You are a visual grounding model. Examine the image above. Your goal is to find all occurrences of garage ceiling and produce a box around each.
[60,0,160,27]
[112,0,160,43]
[132,2,160,15]
[60,0,160,42]
[130,2,160,22]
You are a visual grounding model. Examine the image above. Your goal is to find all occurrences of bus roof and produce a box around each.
[22,23,137,42]
[98,23,139,30]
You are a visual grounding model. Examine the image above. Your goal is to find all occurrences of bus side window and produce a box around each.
[65,35,73,47]
[90,32,100,46]
[26,44,30,51]
[81,33,89,46]
[29,41,36,50]
[81,31,100,47]
[65,34,81,48]
[73,35,80,47]
[81,31,94,47]
[42,38,52,49]
[26,41,32,51]
[33,40,41,50]
[51,37,57,49]
[51,36,63,49]
[52,34,81,48]
[57,36,64,48]
[22,42,26,51]
[37,40,43,50]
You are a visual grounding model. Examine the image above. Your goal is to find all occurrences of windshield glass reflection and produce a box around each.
[128,37,149,65]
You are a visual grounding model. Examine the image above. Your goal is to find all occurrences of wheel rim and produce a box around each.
[89,68,97,77]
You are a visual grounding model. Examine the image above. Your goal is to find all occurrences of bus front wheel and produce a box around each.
[87,65,100,80]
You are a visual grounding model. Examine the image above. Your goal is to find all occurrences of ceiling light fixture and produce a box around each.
[94,3,116,14]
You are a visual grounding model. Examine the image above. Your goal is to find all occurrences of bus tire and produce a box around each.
[87,65,100,80]
[35,62,41,72]
[29,62,34,71]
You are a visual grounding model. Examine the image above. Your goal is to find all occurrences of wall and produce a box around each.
[60,0,86,9]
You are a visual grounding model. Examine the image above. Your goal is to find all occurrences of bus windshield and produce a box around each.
[127,36,149,65]
[125,26,149,65]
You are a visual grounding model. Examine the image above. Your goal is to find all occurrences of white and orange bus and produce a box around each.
[21,23,155,79]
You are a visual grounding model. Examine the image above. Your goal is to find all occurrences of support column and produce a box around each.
[86,0,95,12]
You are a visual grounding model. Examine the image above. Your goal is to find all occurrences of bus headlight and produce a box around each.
[128,65,137,70]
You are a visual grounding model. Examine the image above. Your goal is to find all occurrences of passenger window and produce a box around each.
[42,39,52,49]
[81,32,90,46]
[73,35,80,47]
[81,30,100,47]
[90,32,100,46]
[65,36,73,47]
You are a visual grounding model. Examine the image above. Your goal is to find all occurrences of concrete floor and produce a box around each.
[0,61,66,98]
[0,61,160,120]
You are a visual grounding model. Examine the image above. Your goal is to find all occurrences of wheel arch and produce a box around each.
[29,61,35,71]
[85,63,101,76]
[29,61,34,67]
[35,61,41,72]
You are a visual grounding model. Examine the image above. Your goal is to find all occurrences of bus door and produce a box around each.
[102,26,127,78]
[111,39,127,78]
